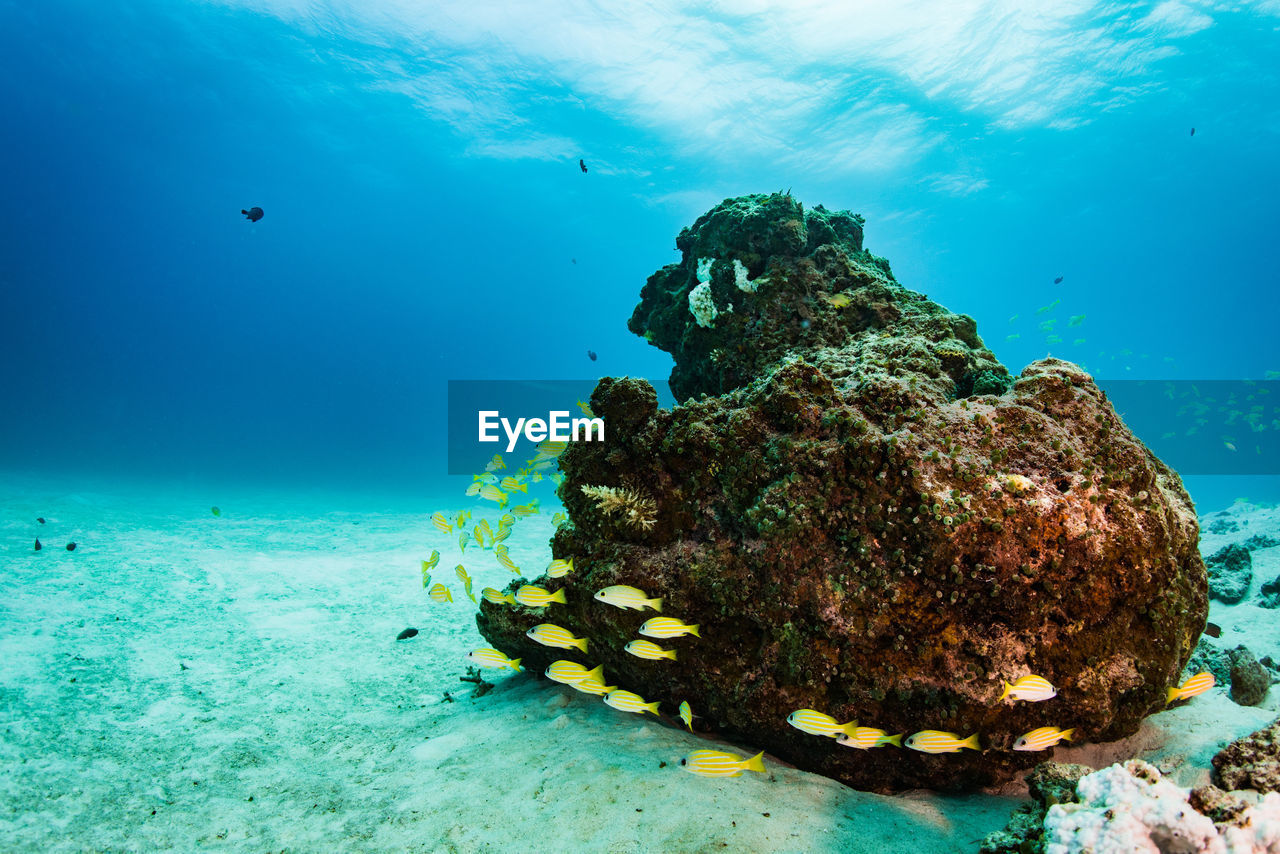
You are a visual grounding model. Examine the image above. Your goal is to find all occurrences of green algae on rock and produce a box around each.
[477,193,1208,792]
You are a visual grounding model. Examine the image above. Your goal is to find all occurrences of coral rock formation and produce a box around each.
[1214,717,1280,793]
[1206,543,1252,604]
[476,193,1208,791]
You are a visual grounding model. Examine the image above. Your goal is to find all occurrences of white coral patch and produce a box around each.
[696,257,714,284]
[689,280,719,329]
[733,259,758,293]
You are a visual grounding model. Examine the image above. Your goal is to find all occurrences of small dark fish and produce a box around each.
[1190,128,1195,136]
[36,517,45,524]
[34,539,42,551]
[571,258,577,264]
[1205,621,1221,638]
[579,159,588,173]
[241,206,264,222]
[587,350,597,362]
[66,542,77,551]
[395,627,419,641]
[1054,276,1064,284]
[211,506,221,517]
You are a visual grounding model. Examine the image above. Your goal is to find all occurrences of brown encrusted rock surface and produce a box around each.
[477,194,1207,792]
[1214,717,1280,792]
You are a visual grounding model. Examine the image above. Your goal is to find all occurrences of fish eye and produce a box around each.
[680,758,686,765]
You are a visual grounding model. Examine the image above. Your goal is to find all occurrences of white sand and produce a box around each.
[0,473,1274,852]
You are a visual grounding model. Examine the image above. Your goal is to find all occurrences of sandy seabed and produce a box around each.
[1,473,1276,853]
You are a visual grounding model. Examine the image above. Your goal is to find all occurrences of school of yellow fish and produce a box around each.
[421,447,1218,779]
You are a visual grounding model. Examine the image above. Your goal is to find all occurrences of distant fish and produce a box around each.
[485,453,507,472]
[428,583,453,604]
[481,587,517,606]
[579,159,588,173]
[639,616,700,639]
[1190,127,1195,136]
[546,557,575,578]
[625,639,677,661]
[395,627,419,641]
[836,727,903,749]
[587,350,597,362]
[466,648,522,671]
[1205,622,1222,638]
[500,476,527,494]
[594,585,662,611]
[1013,726,1074,752]
[904,730,981,754]
[526,623,588,653]
[37,517,45,524]
[515,584,566,608]
[479,484,509,507]
[681,749,765,778]
[210,507,221,517]
[422,550,440,571]
[822,293,852,308]
[787,709,857,739]
[473,472,499,485]
[998,674,1057,702]
[431,513,452,534]
[679,700,695,731]
[241,206,264,222]
[1054,276,1064,284]
[66,542,76,551]
[1168,671,1215,703]
[603,689,660,715]
[458,531,469,553]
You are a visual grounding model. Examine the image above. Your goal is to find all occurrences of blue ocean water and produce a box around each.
[2,1,1278,503]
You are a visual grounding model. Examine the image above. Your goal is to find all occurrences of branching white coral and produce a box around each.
[581,485,657,531]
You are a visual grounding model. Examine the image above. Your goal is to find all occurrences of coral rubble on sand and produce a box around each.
[477,193,1208,791]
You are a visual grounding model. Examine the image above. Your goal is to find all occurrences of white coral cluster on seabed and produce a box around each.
[1044,760,1280,854]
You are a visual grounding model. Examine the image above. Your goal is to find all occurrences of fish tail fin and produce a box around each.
[961,733,982,751]
[1167,687,1180,704]
[685,720,693,732]
[551,588,567,604]
[841,721,860,738]
[666,648,677,661]
[241,209,248,214]
[645,701,661,715]
[882,733,904,748]
[584,665,604,683]
[575,637,588,653]
[689,624,701,638]
[998,681,1012,702]
[1059,728,1075,743]
[652,598,663,612]
[510,658,522,672]
[743,751,766,773]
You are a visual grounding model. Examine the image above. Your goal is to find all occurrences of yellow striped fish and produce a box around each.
[625,639,677,661]
[481,587,517,606]
[428,583,453,604]
[546,557,575,578]
[550,473,565,487]
[551,512,566,526]
[455,564,471,584]
[639,617,699,639]
[576,400,595,418]
[491,526,512,544]
[1168,671,1215,703]
[466,648,522,671]
[473,472,498,484]
[526,623,588,653]
[496,548,520,574]
[477,519,494,538]
[485,453,506,471]
[431,512,452,534]
[479,484,509,507]
[571,677,616,696]
[423,550,440,571]
[822,292,852,308]
[836,728,903,749]
[515,584,566,607]
[465,481,482,496]
[678,701,695,731]
[455,510,470,529]
[498,513,516,528]
[421,572,431,590]
[1013,726,1074,752]
[545,660,601,685]
[905,731,981,754]
[500,476,528,494]
[458,531,469,553]
[531,472,543,483]
[537,440,568,457]
[594,585,662,612]
[603,689,660,715]
[998,674,1057,702]
[681,749,764,778]
[787,709,857,738]
[512,500,540,517]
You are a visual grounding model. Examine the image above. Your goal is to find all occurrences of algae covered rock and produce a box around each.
[477,193,1207,792]
[1206,543,1252,604]
[1214,717,1280,792]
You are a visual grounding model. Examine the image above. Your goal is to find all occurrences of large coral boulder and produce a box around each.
[477,194,1207,792]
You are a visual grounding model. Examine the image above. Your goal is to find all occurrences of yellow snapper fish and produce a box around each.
[466,648,522,671]
[473,527,486,549]
[498,513,516,528]
[465,481,483,497]
[428,583,453,604]
[1013,726,1075,752]
[546,557,575,578]
[594,585,662,612]
[537,439,568,458]
[512,500,540,517]
[681,749,765,778]
[515,584,566,608]
[526,623,588,653]
[904,730,981,754]
[550,473,565,487]
[491,526,513,544]
[571,677,616,696]
[455,509,471,528]
[455,564,471,584]
[479,484,509,507]
[500,476,528,494]
[577,400,595,418]
[625,639,677,661]
[999,675,1058,703]
[431,512,452,534]
[603,689,660,716]
[458,531,469,553]
[531,472,543,483]
[639,617,700,639]
[473,472,498,484]
[678,700,695,731]
[481,587,517,606]
[527,457,554,472]
[1168,671,1215,703]
[485,453,507,471]
[551,512,566,526]
[495,548,520,574]
[822,292,852,308]
[836,728,903,749]
[787,709,857,738]
[545,660,602,685]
